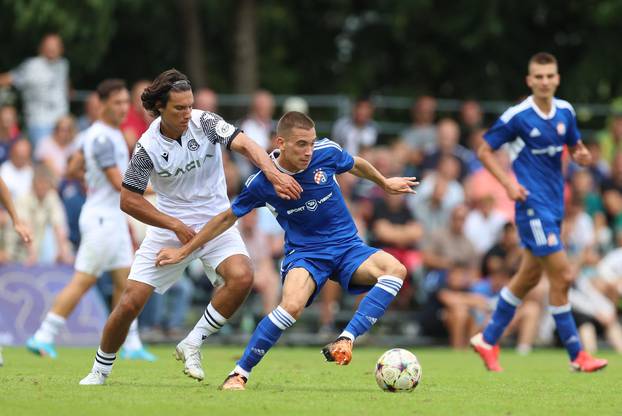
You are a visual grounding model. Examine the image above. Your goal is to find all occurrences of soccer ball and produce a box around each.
[375,348,422,392]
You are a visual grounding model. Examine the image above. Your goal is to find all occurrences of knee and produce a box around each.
[279,300,305,321]
[224,266,254,291]
[117,293,143,318]
[383,261,408,281]
[521,300,540,318]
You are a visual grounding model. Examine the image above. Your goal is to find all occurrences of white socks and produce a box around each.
[34,312,66,344]
[183,303,227,347]
[92,347,116,375]
[122,320,143,351]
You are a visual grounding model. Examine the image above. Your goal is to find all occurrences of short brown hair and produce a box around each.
[276,111,315,137]
[96,79,127,101]
[528,52,557,69]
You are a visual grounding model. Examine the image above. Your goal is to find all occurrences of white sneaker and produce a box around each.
[0,346,4,367]
[175,341,204,381]
[79,371,108,385]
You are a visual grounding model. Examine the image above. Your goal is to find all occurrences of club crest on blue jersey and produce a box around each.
[556,122,566,136]
[313,168,327,184]
[188,139,200,151]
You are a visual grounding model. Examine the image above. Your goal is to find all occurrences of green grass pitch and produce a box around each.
[1,346,620,416]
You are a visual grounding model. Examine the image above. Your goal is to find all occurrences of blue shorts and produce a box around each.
[516,216,563,257]
[280,241,379,306]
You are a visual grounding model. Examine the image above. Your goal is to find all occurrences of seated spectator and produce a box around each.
[76,92,101,132]
[4,164,72,264]
[400,95,438,168]
[459,99,483,147]
[420,118,474,181]
[422,204,479,274]
[408,155,464,234]
[0,139,33,199]
[569,169,609,250]
[464,148,515,221]
[464,194,507,255]
[593,247,622,305]
[420,262,488,348]
[481,222,522,278]
[332,95,378,157]
[369,192,424,308]
[0,104,20,164]
[34,115,78,181]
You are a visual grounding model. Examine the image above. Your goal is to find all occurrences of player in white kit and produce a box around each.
[27,79,154,361]
[80,69,301,385]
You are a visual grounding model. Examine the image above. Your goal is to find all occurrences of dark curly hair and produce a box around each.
[141,69,192,117]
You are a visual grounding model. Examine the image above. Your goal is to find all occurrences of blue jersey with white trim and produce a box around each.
[231,138,360,254]
[484,96,580,221]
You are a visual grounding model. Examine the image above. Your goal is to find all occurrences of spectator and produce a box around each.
[481,222,522,279]
[283,96,309,114]
[464,194,507,255]
[120,80,152,150]
[0,139,33,199]
[76,92,101,132]
[464,148,515,221]
[34,115,78,180]
[408,155,464,234]
[593,246,622,305]
[420,262,488,348]
[4,164,72,264]
[369,192,423,308]
[0,104,21,164]
[597,99,622,164]
[569,169,609,250]
[400,95,438,163]
[422,204,479,274]
[0,33,69,146]
[421,118,474,181]
[459,99,484,147]
[241,89,275,150]
[600,152,622,243]
[332,96,378,156]
[194,88,219,112]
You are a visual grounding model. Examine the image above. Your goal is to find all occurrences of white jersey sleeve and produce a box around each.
[122,144,154,194]
[198,111,241,149]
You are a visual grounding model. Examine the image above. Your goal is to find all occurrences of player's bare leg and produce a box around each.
[323,251,407,365]
[27,272,96,358]
[177,255,254,381]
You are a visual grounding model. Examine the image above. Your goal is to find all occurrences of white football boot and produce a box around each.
[175,340,204,381]
[79,370,108,385]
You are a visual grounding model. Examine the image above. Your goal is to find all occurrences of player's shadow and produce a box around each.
[255,384,376,393]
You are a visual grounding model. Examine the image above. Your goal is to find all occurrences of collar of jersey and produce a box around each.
[270,150,305,175]
[528,95,557,120]
[157,124,186,145]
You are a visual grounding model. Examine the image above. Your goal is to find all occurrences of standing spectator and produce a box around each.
[400,95,438,161]
[194,88,219,113]
[34,115,78,180]
[0,104,21,164]
[120,80,152,150]
[408,155,464,234]
[0,33,69,146]
[5,164,72,264]
[241,89,275,150]
[332,96,378,156]
[76,92,101,132]
[0,139,33,199]
[459,100,484,147]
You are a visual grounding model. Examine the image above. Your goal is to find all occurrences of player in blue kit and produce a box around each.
[156,111,418,390]
[470,52,608,372]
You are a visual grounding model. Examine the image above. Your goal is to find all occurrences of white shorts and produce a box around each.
[74,216,133,276]
[128,227,249,294]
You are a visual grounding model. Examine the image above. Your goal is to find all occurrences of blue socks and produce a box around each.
[483,287,521,345]
[235,306,296,378]
[341,275,403,340]
[550,304,582,361]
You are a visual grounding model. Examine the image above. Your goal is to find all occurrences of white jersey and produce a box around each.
[123,109,240,240]
[80,120,129,222]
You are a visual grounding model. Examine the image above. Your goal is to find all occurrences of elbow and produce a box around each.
[120,191,133,214]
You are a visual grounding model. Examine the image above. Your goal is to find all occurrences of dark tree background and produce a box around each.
[1,0,621,102]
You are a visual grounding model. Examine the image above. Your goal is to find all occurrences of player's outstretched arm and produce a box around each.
[229,132,302,200]
[0,178,31,244]
[349,156,418,195]
[155,208,238,266]
[477,141,528,202]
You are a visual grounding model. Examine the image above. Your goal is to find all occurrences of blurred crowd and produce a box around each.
[2,34,622,354]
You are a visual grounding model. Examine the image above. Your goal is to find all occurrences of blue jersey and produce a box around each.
[484,95,580,222]
[231,138,360,255]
